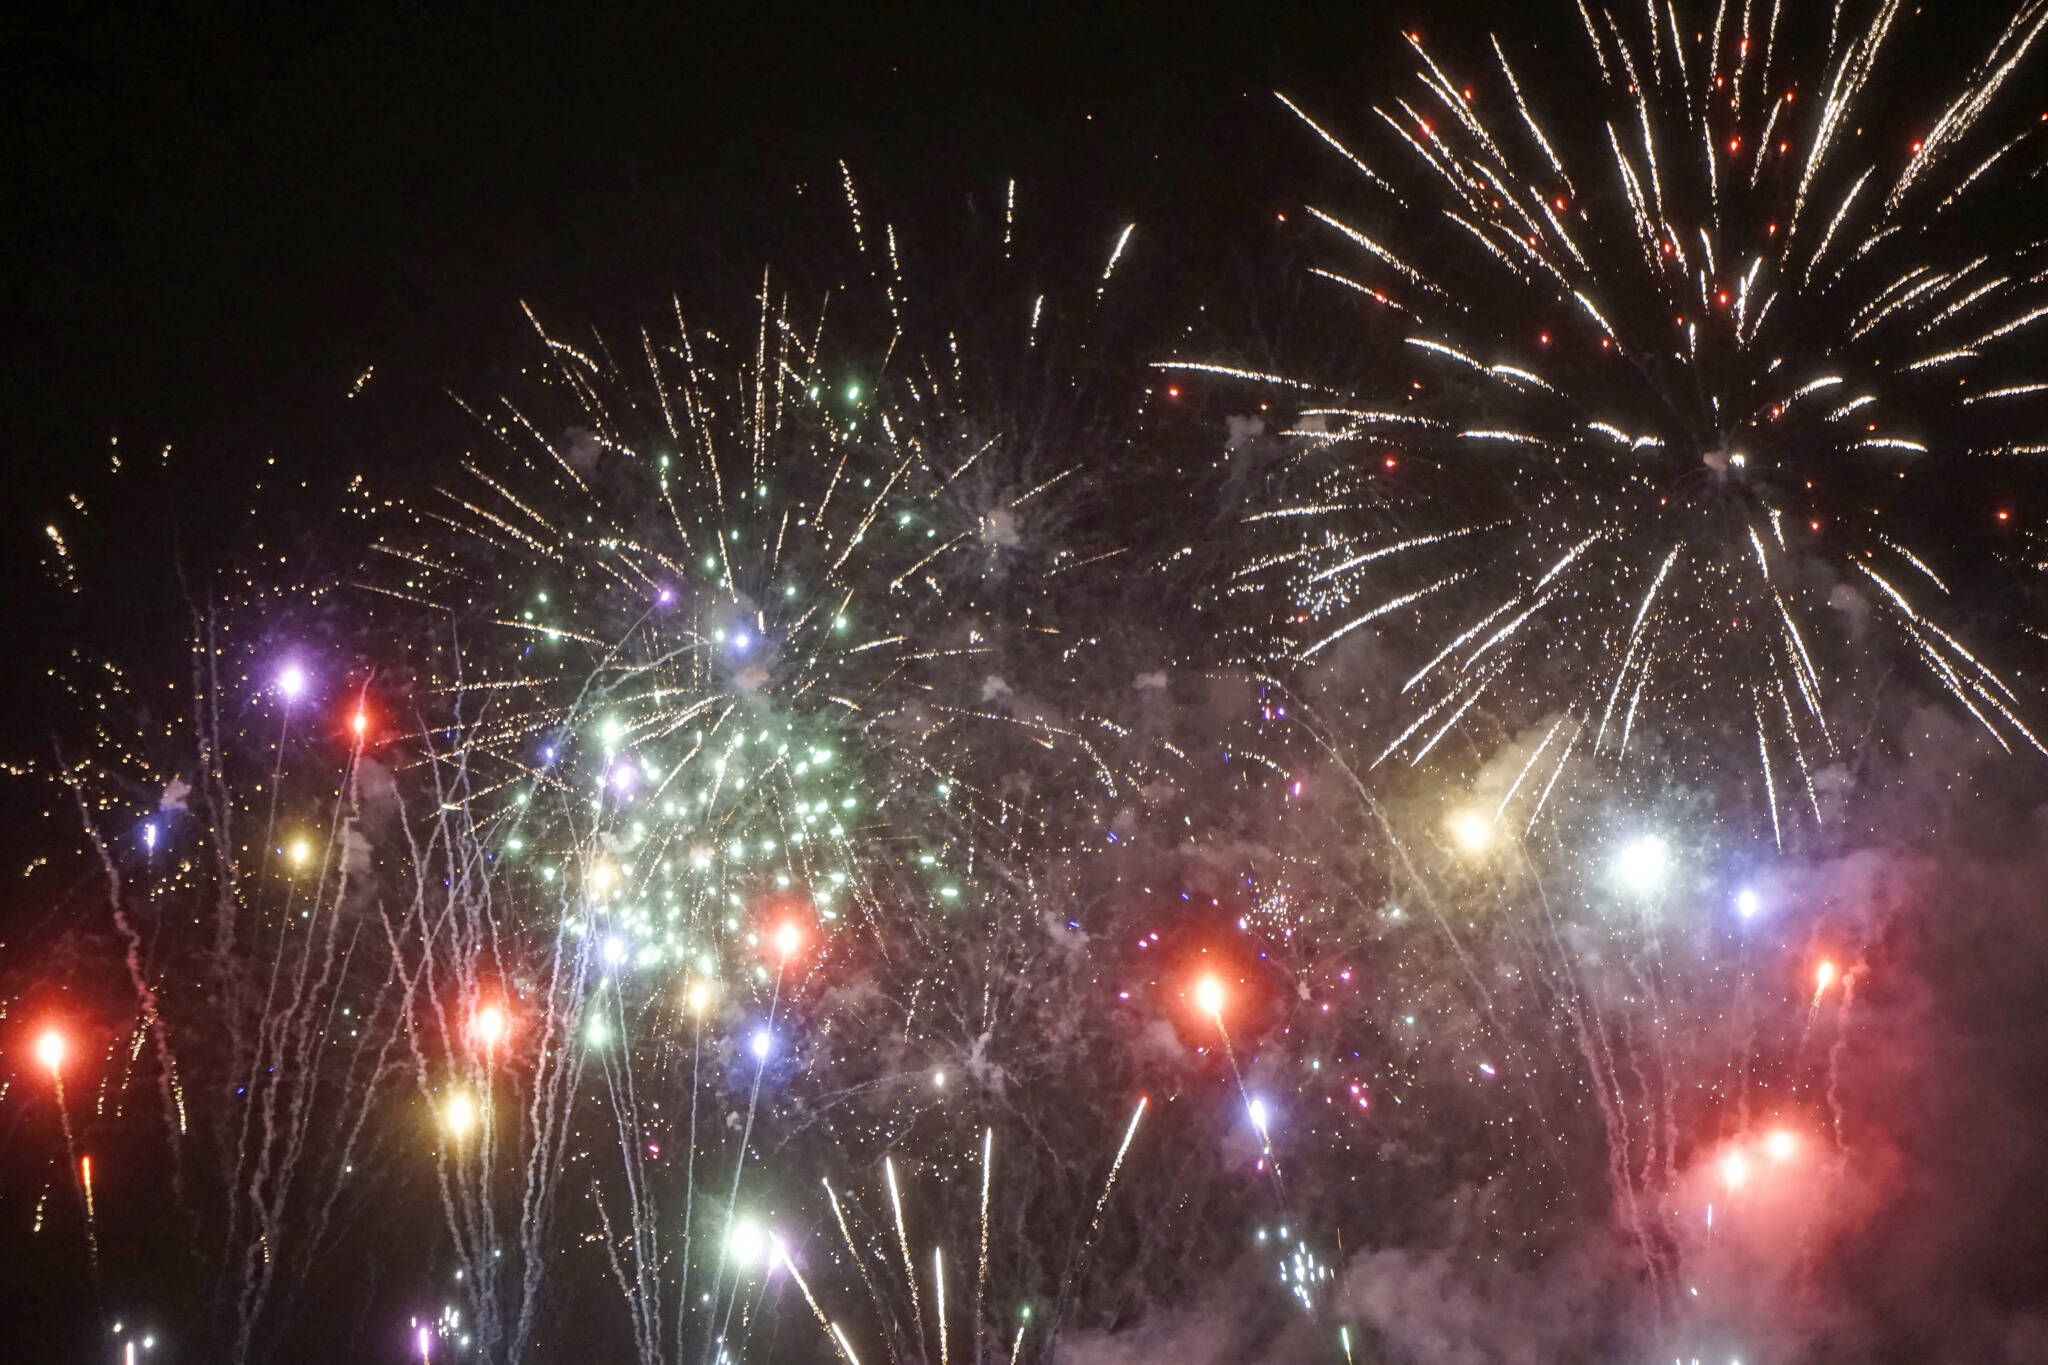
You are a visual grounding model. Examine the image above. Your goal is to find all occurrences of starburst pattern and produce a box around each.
[1186,0,2048,838]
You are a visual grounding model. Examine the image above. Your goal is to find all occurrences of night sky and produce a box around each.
[0,2,1998,716]
[1,0,2004,721]
[1,8,1368,1354]
[7,3,2048,1362]
[3,1,1419,759]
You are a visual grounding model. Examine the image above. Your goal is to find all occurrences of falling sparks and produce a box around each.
[1196,0,2048,832]
[13,13,2048,1365]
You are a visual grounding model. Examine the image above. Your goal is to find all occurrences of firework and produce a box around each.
[344,180,1200,1365]
[1187,0,2048,838]
[19,25,2044,1359]
[366,222,1164,1020]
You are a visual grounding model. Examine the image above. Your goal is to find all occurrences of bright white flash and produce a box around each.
[1613,834,1668,894]
[727,1216,767,1268]
[1448,810,1492,853]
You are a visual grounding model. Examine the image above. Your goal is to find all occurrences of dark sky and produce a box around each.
[0,0,2006,728]
[4,4,2044,1361]
[3,1,1395,469]
[0,17,1395,1354]
[0,1,1429,758]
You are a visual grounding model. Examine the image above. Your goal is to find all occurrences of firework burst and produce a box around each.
[1183,0,2048,838]
[367,272,1148,1006]
[340,187,1196,1362]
